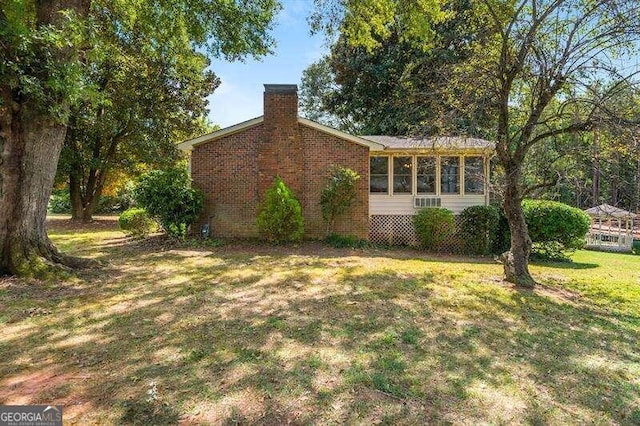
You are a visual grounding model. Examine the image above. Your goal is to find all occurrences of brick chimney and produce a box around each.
[259,84,303,195]
[263,84,298,124]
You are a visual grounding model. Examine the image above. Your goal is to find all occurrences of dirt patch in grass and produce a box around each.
[46,215,120,231]
[0,221,638,424]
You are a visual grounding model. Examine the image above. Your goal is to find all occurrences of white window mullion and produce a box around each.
[436,156,440,196]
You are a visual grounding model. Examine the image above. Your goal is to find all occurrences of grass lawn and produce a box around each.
[1,217,639,424]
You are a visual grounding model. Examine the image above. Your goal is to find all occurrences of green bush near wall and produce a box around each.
[134,167,203,239]
[256,176,304,243]
[413,208,455,251]
[459,205,500,255]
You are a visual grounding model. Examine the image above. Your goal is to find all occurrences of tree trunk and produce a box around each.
[0,0,92,276]
[501,165,535,288]
[0,107,91,276]
[635,139,640,213]
[69,172,84,221]
[69,175,99,223]
[610,151,619,206]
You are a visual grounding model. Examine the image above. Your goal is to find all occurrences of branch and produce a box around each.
[528,121,594,146]
[521,174,560,198]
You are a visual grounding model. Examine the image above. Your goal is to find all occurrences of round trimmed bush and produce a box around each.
[119,208,156,238]
[256,176,304,243]
[522,199,591,259]
[413,208,455,250]
[459,205,500,255]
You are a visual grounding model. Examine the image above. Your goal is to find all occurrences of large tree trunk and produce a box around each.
[0,107,90,275]
[0,0,92,276]
[501,165,535,288]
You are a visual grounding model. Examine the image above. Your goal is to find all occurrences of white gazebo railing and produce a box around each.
[584,204,636,253]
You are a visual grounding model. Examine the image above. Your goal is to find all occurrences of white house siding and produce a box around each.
[370,195,487,215]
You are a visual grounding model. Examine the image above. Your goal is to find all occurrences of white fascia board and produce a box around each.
[177,116,264,151]
[297,117,385,151]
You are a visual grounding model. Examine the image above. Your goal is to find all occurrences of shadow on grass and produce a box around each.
[1,224,638,424]
[532,260,600,270]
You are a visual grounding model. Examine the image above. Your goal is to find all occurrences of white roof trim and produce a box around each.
[297,117,385,151]
[177,116,264,151]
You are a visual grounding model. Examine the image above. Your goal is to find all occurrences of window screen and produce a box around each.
[440,156,460,194]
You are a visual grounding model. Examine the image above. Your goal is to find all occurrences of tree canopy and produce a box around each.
[310,0,640,286]
[0,0,281,276]
[302,0,497,136]
[57,3,220,222]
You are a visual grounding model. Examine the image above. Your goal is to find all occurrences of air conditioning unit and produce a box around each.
[414,196,442,208]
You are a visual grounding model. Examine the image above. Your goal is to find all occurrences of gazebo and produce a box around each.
[584,204,636,252]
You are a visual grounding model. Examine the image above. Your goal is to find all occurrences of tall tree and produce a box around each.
[59,7,219,222]
[0,0,279,276]
[303,0,495,136]
[313,0,640,286]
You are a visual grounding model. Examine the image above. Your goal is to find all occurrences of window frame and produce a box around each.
[369,153,486,197]
[392,155,413,195]
[369,155,390,195]
[439,155,461,195]
[463,156,486,195]
[416,155,437,195]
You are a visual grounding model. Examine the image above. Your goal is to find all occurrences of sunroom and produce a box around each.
[360,136,495,245]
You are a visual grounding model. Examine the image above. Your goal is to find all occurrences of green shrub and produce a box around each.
[95,195,123,214]
[134,167,203,238]
[48,189,71,213]
[632,240,640,255]
[256,176,304,243]
[325,233,368,249]
[459,205,500,255]
[320,166,360,235]
[522,199,591,260]
[413,208,455,250]
[48,188,132,215]
[119,208,156,238]
[491,206,512,255]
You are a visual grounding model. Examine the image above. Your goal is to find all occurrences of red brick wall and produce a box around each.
[190,87,370,240]
[299,125,370,239]
[191,124,264,238]
[260,90,303,196]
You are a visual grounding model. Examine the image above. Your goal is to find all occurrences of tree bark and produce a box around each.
[610,151,619,206]
[0,107,92,275]
[0,0,93,276]
[69,178,104,222]
[500,164,535,288]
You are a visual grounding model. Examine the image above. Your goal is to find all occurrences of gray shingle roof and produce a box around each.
[360,135,494,150]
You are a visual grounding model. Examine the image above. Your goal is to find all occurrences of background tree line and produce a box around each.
[302,2,640,215]
[306,0,640,286]
[1,0,279,275]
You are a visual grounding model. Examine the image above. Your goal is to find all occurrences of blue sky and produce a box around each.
[207,0,325,128]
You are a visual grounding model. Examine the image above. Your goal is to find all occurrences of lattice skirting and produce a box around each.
[370,215,419,246]
[369,214,467,253]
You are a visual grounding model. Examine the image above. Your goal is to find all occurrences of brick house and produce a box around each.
[178,84,494,243]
